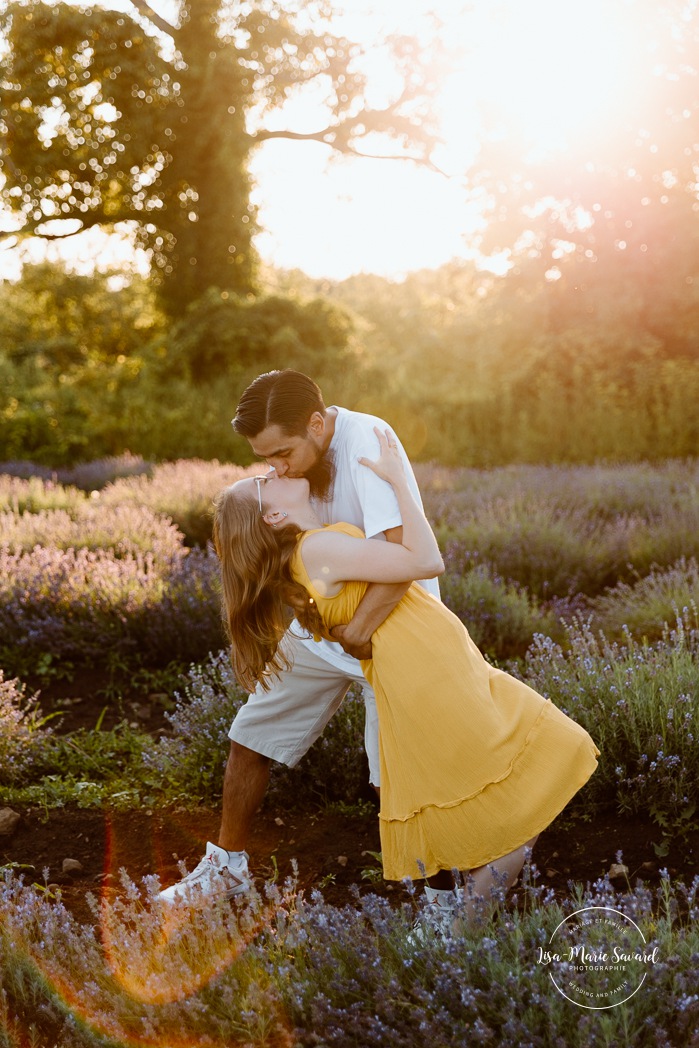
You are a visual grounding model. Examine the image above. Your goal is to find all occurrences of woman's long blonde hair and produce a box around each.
[212,485,326,692]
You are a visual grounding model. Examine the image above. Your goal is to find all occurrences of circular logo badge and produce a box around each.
[536,906,659,1009]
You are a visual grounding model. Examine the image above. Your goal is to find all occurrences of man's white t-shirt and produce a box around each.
[293,405,440,672]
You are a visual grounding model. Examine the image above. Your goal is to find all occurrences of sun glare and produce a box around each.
[1,0,652,281]
[251,0,647,278]
[435,0,637,166]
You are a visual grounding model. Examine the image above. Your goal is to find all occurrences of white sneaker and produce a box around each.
[408,887,462,945]
[158,842,250,905]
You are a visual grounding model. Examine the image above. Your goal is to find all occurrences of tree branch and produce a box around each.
[251,128,445,175]
[339,146,447,177]
[0,216,111,242]
[251,128,336,145]
[0,225,83,242]
[26,225,88,240]
[128,0,179,39]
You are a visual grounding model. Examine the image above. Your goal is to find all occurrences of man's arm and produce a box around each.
[330,526,408,660]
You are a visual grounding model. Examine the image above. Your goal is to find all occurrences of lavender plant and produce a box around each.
[0,865,696,1047]
[100,459,259,546]
[144,650,245,800]
[0,475,87,515]
[0,672,49,785]
[0,452,151,490]
[441,549,561,660]
[418,459,699,521]
[0,544,224,678]
[420,460,699,598]
[522,614,699,828]
[591,557,699,642]
[0,504,183,562]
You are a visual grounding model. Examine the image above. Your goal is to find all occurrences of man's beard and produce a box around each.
[306,449,335,501]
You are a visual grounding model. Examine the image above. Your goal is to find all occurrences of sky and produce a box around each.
[1,0,643,282]
[250,0,639,279]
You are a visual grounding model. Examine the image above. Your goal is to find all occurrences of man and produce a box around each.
[160,369,446,906]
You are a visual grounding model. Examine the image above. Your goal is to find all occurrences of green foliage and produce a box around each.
[274,259,699,467]
[164,287,356,384]
[2,5,698,463]
[0,262,367,464]
[0,264,161,371]
[2,249,698,468]
[4,718,155,810]
[0,264,163,463]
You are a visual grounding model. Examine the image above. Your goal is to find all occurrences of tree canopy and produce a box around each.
[0,0,440,314]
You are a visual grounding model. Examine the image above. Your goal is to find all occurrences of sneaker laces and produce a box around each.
[184,848,247,886]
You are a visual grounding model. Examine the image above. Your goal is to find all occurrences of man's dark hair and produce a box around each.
[232,370,326,438]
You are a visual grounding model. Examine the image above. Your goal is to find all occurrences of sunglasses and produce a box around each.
[252,471,275,513]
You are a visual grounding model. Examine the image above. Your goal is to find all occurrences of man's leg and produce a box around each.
[159,634,356,903]
[218,741,271,852]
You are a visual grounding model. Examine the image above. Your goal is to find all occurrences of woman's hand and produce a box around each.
[358,427,406,486]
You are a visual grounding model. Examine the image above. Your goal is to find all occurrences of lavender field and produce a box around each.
[2,453,699,836]
[1,455,699,1046]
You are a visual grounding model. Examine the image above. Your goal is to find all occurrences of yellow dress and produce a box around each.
[292,523,599,881]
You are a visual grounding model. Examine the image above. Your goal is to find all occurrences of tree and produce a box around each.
[0,0,440,315]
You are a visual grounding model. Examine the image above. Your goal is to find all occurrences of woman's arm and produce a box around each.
[300,429,444,589]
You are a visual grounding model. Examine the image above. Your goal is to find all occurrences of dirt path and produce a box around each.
[2,802,696,926]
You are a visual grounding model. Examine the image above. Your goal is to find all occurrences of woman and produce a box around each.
[213,429,599,915]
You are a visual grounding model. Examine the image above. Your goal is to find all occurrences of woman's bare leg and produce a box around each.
[460,834,540,925]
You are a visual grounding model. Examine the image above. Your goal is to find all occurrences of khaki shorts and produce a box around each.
[228,630,380,786]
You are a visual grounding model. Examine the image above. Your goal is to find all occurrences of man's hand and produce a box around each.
[330,623,373,661]
[330,528,409,660]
